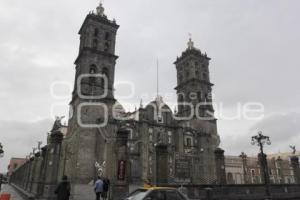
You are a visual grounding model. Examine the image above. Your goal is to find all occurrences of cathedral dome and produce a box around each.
[144,96,173,124]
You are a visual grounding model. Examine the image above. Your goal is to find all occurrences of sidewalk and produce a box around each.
[0,184,25,200]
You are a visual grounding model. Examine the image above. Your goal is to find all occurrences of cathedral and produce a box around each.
[59,2,221,199]
[8,3,300,200]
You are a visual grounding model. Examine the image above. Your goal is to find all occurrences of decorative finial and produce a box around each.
[289,145,296,155]
[96,1,105,16]
[140,99,143,109]
[187,33,194,50]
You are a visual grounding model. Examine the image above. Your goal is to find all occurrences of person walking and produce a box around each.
[101,177,110,200]
[55,175,71,200]
[94,176,104,200]
[0,174,2,191]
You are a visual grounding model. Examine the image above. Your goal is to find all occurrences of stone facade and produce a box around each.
[54,4,221,199]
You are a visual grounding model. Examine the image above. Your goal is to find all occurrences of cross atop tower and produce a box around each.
[187,33,194,50]
[96,1,105,16]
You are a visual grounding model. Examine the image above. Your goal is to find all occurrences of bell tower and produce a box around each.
[71,2,119,105]
[174,37,214,118]
[64,4,120,198]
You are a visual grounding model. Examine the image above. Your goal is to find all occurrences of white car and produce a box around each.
[124,187,189,200]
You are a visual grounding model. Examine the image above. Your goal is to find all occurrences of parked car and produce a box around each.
[123,187,189,200]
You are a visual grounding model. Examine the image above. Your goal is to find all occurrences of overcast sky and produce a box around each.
[1,0,300,172]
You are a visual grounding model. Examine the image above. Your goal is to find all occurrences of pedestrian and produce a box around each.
[0,173,2,191]
[101,177,110,200]
[94,176,104,200]
[55,175,71,200]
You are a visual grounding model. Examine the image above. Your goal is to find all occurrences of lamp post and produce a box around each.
[251,131,271,198]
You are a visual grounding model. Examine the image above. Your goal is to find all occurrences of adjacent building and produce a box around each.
[7,157,26,176]
[225,152,299,184]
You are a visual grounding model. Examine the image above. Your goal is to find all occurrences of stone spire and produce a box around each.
[96,1,105,16]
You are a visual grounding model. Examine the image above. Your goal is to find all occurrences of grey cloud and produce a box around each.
[222,112,300,156]
[0,119,53,173]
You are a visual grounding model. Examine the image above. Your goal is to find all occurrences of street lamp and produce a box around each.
[251,131,271,197]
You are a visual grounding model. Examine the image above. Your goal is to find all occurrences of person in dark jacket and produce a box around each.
[55,175,71,200]
[101,177,110,200]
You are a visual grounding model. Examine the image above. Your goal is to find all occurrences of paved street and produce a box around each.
[0,184,24,200]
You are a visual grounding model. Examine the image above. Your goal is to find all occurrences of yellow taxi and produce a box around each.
[123,186,189,200]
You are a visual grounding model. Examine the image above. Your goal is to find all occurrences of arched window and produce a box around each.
[197,91,202,101]
[101,67,109,87]
[185,70,189,79]
[89,65,97,74]
[178,75,183,83]
[89,65,97,83]
[227,173,234,184]
[94,28,99,37]
[105,32,110,40]
[92,39,98,49]
[104,42,110,52]
[102,67,109,77]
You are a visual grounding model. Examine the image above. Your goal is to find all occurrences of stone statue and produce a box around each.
[289,145,296,155]
[95,161,106,176]
[51,116,65,132]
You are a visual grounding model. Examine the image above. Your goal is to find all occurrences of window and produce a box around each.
[105,32,110,40]
[89,65,97,83]
[184,135,193,147]
[100,67,109,89]
[92,39,98,49]
[89,65,97,74]
[197,91,202,101]
[179,75,183,83]
[102,67,109,80]
[202,73,207,80]
[104,42,110,52]
[185,70,189,79]
[94,28,99,37]
[14,163,18,169]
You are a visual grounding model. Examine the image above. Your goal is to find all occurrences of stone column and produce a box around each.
[239,152,250,184]
[31,152,42,195]
[112,129,129,200]
[29,154,40,193]
[291,156,300,184]
[42,130,63,200]
[37,146,48,198]
[214,148,226,185]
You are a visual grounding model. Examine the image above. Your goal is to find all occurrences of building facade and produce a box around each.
[7,158,26,177]
[225,153,298,184]
[59,3,220,199]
